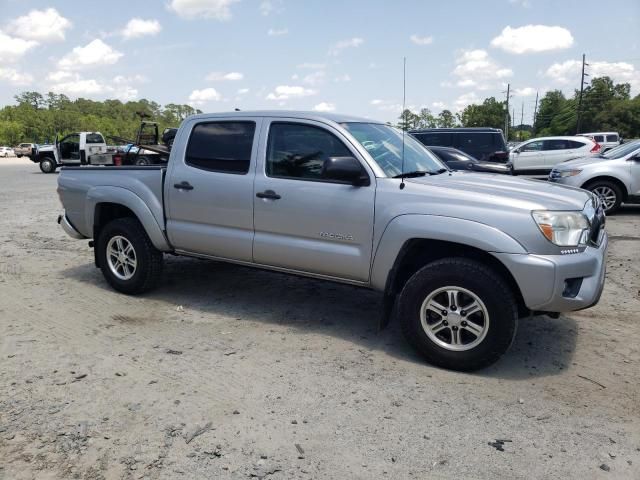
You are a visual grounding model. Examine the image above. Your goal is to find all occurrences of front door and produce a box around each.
[253,119,376,282]
[514,139,545,173]
[165,117,261,262]
[58,133,80,162]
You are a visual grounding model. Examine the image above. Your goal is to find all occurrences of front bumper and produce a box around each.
[493,230,608,312]
[57,213,86,240]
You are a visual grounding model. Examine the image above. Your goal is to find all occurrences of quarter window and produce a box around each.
[266,123,353,181]
[186,121,255,174]
[606,134,618,142]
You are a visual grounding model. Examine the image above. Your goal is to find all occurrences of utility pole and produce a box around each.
[576,53,588,134]
[532,91,539,134]
[504,83,510,140]
[519,102,524,141]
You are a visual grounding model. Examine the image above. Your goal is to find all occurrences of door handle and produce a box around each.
[256,190,281,200]
[174,181,194,190]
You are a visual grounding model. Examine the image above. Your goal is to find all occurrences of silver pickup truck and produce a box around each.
[57,111,608,371]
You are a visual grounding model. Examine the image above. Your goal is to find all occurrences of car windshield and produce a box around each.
[602,141,640,159]
[341,122,446,177]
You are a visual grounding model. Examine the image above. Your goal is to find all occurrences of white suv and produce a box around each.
[510,136,599,176]
[549,140,640,214]
[578,132,620,152]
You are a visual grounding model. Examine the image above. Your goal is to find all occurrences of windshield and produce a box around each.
[341,122,446,177]
[602,140,640,159]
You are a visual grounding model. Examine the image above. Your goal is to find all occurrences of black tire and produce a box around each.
[39,157,56,173]
[135,156,150,166]
[17,154,22,158]
[97,217,163,294]
[398,257,518,371]
[583,180,623,215]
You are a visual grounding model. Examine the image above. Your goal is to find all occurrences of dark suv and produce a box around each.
[410,128,508,163]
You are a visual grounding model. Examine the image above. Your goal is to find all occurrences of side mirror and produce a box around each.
[322,156,370,186]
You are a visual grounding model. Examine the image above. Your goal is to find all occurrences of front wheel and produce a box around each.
[97,218,163,294]
[585,180,622,215]
[398,258,518,371]
[39,157,56,173]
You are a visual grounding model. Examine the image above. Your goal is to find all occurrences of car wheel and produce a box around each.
[398,257,518,371]
[585,180,622,214]
[135,156,150,166]
[39,157,56,173]
[97,217,163,294]
[17,154,22,158]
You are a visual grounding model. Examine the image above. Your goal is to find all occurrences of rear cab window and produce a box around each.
[185,121,256,174]
[86,133,105,144]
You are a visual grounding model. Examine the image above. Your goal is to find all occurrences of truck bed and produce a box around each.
[58,166,166,240]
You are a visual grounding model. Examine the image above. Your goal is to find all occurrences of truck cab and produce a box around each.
[34,132,108,173]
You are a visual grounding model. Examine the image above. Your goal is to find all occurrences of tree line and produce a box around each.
[397,76,640,141]
[0,91,201,145]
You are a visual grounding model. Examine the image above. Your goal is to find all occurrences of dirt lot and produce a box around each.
[1,156,639,479]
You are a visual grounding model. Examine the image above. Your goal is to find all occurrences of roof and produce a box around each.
[409,127,504,133]
[523,136,593,141]
[187,110,381,124]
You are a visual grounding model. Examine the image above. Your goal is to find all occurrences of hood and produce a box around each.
[37,144,55,153]
[555,155,611,169]
[406,171,590,211]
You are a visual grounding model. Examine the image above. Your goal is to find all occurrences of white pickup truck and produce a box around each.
[33,132,111,173]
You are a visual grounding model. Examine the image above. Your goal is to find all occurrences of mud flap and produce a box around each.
[378,293,396,331]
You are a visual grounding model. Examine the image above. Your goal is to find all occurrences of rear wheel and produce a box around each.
[135,156,150,166]
[585,180,623,214]
[398,257,518,371]
[97,218,163,294]
[39,157,56,173]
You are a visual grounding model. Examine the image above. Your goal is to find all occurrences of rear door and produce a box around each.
[165,117,261,261]
[542,139,573,169]
[252,119,376,282]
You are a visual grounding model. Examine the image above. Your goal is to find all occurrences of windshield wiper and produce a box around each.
[393,168,447,179]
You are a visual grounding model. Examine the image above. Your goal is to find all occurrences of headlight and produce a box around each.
[532,211,590,246]
[556,169,582,178]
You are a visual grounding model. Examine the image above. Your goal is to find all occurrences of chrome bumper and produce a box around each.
[57,214,86,240]
[494,231,608,312]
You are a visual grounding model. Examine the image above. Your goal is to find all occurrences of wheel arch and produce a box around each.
[581,176,629,201]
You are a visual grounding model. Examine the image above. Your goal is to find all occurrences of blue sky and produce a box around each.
[0,0,638,123]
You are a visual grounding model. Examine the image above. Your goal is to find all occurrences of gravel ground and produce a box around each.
[1,156,639,480]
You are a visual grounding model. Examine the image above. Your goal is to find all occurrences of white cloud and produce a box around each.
[6,8,71,42]
[237,88,249,94]
[545,59,640,93]
[122,18,161,39]
[410,34,433,46]
[260,0,282,15]
[454,91,481,110]
[297,63,325,70]
[0,31,38,62]
[452,49,512,88]
[49,73,138,101]
[509,0,531,7]
[0,67,34,86]
[329,37,364,56]
[189,87,222,105]
[168,0,239,20]
[334,74,351,82]
[206,71,243,81]
[267,28,288,36]
[514,86,536,96]
[491,25,573,54]
[58,39,123,70]
[266,85,316,100]
[432,101,446,109]
[302,71,325,86]
[313,102,335,112]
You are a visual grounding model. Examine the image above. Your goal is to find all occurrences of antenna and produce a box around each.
[400,56,407,190]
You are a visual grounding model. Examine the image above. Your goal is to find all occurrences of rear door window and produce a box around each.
[455,133,494,152]
[593,135,605,143]
[185,121,256,174]
[413,132,452,147]
[543,139,570,151]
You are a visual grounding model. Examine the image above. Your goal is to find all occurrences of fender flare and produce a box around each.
[370,214,527,292]
[85,186,171,251]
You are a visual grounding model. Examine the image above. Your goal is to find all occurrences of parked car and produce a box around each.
[0,146,15,157]
[510,136,600,176]
[57,111,607,372]
[410,128,509,163]
[427,146,512,174]
[549,139,640,214]
[578,132,620,152]
[14,142,36,158]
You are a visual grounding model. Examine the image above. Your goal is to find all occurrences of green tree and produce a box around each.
[458,97,505,129]
[436,109,457,128]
